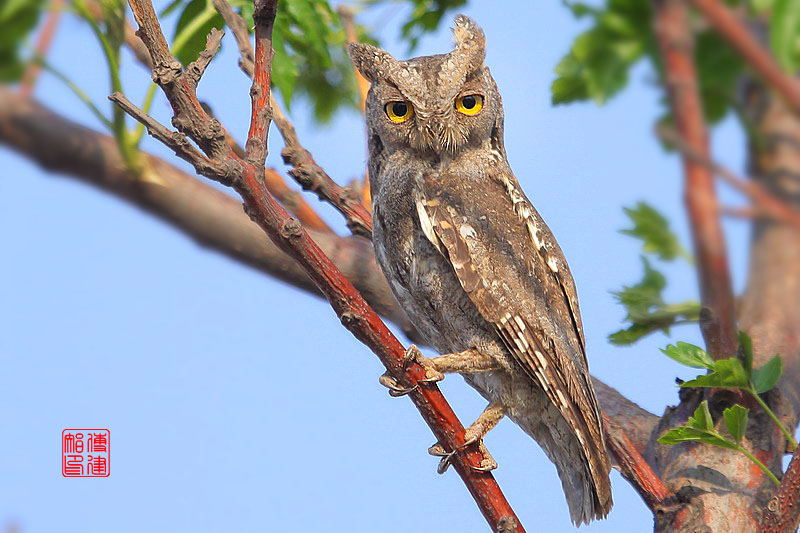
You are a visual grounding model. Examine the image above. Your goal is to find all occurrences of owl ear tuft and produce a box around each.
[348,42,396,84]
[452,15,485,63]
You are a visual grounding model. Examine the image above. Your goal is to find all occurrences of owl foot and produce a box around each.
[403,345,445,384]
[378,372,417,397]
[470,442,498,472]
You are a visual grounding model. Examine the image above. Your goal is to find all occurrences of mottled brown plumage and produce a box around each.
[349,15,612,525]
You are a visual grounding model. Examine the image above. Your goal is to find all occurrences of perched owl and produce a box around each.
[348,15,612,525]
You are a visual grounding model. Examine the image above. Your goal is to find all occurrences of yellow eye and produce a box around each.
[455,94,483,116]
[385,101,414,123]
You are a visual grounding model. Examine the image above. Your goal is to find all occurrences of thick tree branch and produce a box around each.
[653,0,738,359]
[761,446,800,532]
[115,1,523,530]
[689,0,800,117]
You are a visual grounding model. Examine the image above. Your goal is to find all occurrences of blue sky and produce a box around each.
[0,1,754,531]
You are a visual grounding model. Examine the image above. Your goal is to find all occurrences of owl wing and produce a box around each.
[416,176,608,483]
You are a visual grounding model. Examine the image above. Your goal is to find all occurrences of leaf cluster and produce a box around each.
[657,333,790,485]
[396,0,467,51]
[609,202,699,345]
[761,0,800,73]
[661,334,782,394]
[0,0,46,81]
[554,0,746,125]
[164,0,369,121]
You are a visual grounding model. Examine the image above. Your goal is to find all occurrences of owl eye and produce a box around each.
[385,101,414,123]
[455,94,483,116]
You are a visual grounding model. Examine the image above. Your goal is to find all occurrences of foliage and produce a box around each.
[0,0,46,81]
[621,202,691,261]
[658,400,780,485]
[553,0,745,125]
[552,0,653,106]
[397,0,467,51]
[765,0,800,73]
[609,202,699,345]
[658,332,797,462]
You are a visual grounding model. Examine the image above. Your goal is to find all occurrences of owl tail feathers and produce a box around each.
[531,417,613,526]
[557,445,613,527]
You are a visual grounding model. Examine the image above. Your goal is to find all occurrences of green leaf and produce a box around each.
[552,0,652,105]
[752,356,783,394]
[751,0,775,12]
[160,0,186,17]
[400,0,467,51]
[723,405,749,443]
[681,358,750,389]
[659,401,740,450]
[621,201,690,261]
[770,0,800,73]
[694,31,744,124]
[0,0,45,82]
[739,330,754,375]
[690,400,714,431]
[658,426,740,450]
[608,256,700,345]
[661,341,716,369]
[173,0,224,66]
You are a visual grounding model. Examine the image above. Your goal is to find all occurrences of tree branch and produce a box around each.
[1,85,663,521]
[114,1,524,530]
[602,414,672,510]
[689,0,800,117]
[212,0,373,239]
[653,0,738,359]
[657,125,800,229]
[761,446,800,532]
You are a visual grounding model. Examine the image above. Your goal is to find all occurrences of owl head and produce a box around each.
[348,15,503,156]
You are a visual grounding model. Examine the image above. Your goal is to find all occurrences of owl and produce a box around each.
[348,15,612,525]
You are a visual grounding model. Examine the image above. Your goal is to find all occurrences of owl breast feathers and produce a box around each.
[349,15,613,525]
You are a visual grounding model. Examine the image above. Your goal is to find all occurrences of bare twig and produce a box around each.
[658,125,800,230]
[271,97,373,238]
[760,437,800,532]
[114,1,523,530]
[719,205,758,220]
[20,0,65,97]
[212,0,254,77]
[653,0,738,359]
[212,0,373,238]
[689,0,800,117]
[202,100,333,232]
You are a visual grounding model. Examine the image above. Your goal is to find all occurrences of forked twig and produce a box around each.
[213,0,373,238]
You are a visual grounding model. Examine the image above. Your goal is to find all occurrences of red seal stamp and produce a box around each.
[62,429,110,477]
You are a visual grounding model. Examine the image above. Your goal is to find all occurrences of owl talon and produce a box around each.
[471,442,498,472]
[378,373,417,397]
[428,443,456,474]
[404,345,445,384]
